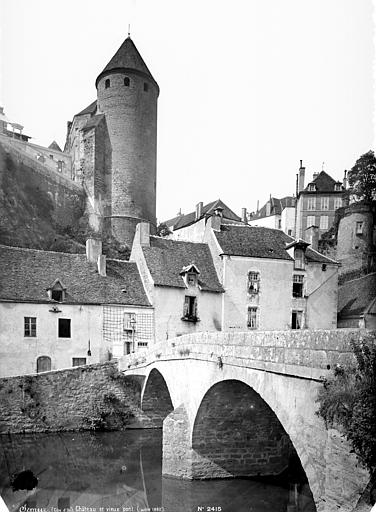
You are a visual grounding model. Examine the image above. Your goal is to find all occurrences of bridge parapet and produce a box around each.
[120,328,374,381]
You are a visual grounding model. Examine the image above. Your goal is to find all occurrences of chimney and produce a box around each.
[97,254,106,277]
[256,200,259,213]
[298,160,305,193]
[210,213,222,232]
[343,169,347,189]
[86,238,103,264]
[305,225,319,251]
[241,207,248,223]
[266,196,272,216]
[0,107,4,115]
[195,202,203,220]
[137,222,150,246]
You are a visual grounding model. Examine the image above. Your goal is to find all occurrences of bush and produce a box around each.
[316,334,376,482]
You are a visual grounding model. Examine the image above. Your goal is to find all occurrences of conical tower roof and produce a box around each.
[95,36,159,92]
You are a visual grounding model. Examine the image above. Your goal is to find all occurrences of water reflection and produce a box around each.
[0,431,315,512]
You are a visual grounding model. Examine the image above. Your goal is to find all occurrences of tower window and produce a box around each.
[124,77,130,86]
[143,82,149,92]
[105,79,110,89]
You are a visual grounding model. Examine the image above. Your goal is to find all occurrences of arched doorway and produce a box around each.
[36,356,51,373]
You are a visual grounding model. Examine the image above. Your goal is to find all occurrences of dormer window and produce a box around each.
[180,263,200,288]
[187,272,197,286]
[334,183,342,191]
[47,279,66,302]
[308,183,316,191]
[294,248,305,270]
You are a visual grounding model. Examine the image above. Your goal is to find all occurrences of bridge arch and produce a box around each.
[141,368,174,427]
[191,379,298,478]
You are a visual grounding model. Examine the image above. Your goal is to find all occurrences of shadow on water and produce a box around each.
[0,430,316,512]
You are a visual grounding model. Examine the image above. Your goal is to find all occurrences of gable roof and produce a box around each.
[251,196,296,220]
[338,273,376,318]
[0,245,150,306]
[75,100,97,118]
[48,141,62,152]
[164,199,242,231]
[303,171,342,193]
[141,237,223,292]
[96,37,158,91]
[214,224,338,264]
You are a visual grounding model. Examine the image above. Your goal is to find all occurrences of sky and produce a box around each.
[0,0,374,222]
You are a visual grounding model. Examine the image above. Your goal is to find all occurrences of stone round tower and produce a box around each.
[96,36,159,246]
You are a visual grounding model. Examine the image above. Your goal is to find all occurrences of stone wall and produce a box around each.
[0,362,143,434]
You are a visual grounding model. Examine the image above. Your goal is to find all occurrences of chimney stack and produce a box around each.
[298,160,305,193]
[305,225,319,251]
[195,202,203,220]
[86,239,103,264]
[97,254,106,277]
[241,207,248,223]
[137,222,150,247]
[343,169,347,189]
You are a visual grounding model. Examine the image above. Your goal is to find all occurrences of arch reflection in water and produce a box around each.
[0,430,316,512]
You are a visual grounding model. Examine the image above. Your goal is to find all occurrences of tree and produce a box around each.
[316,334,376,489]
[347,150,376,202]
[156,222,172,237]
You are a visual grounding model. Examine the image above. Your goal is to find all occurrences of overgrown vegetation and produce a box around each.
[316,334,376,486]
[347,150,376,203]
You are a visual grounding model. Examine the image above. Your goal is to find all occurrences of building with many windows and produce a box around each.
[0,241,153,377]
[295,162,345,239]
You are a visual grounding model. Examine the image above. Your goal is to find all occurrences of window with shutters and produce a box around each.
[182,296,198,322]
[247,307,258,329]
[294,248,305,270]
[123,312,136,331]
[247,271,260,294]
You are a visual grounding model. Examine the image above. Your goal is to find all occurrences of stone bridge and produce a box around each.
[119,329,372,512]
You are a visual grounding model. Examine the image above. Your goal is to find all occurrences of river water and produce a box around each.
[0,430,316,512]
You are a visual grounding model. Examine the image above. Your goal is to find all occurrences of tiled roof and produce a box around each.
[75,100,97,117]
[0,245,150,306]
[142,237,223,292]
[96,37,157,89]
[164,199,241,230]
[304,171,342,193]
[214,224,338,264]
[251,196,296,220]
[338,273,376,317]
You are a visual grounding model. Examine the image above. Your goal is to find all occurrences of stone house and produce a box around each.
[0,240,153,377]
[295,162,345,239]
[130,223,223,341]
[200,216,339,331]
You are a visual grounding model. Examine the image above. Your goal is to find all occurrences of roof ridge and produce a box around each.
[150,236,208,247]
[0,244,86,258]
